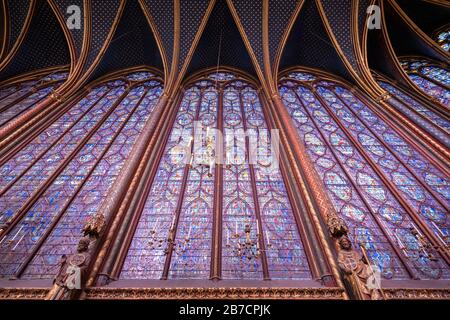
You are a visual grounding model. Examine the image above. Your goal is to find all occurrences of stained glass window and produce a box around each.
[121,72,312,280]
[0,70,163,278]
[279,71,450,280]
[434,27,450,52]
[373,75,450,148]
[400,58,450,107]
[0,69,69,128]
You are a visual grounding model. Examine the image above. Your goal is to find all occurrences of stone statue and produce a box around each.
[46,237,91,300]
[337,235,383,300]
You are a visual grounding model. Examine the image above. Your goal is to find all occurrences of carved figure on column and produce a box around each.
[327,216,349,238]
[46,237,92,300]
[337,235,383,300]
[46,213,105,300]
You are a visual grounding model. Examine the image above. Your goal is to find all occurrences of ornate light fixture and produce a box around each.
[188,126,217,177]
[147,217,192,257]
[164,224,191,256]
[392,224,449,261]
[226,222,271,262]
[82,213,106,237]
[147,218,165,250]
[409,226,448,262]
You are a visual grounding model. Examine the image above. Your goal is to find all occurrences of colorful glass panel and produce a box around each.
[208,72,236,82]
[168,85,217,279]
[221,85,262,279]
[280,72,450,280]
[121,85,204,279]
[0,71,163,278]
[240,86,311,280]
[0,71,68,128]
[378,80,450,143]
[401,59,450,107]
[435,28,450,52]
[122,73,312,281]
[328,86,449,242]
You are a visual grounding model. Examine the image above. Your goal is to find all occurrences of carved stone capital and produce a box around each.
[83,213,106,238]
[376,92,391,103]
[50,90,64,103]
[327,216,349,238]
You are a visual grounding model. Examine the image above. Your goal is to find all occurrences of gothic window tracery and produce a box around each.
[0,70,164,279]
[121,72,312,281]
[279,71,450,281]
[0,69,69,128]
[400,58,450,107]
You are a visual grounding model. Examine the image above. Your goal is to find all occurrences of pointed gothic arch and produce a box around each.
[0,0,448,301]
[278,67,450,281]
[0,68,164,279]
[112,68,316,283]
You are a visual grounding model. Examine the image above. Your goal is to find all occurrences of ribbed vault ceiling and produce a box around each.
[0,0,447,84]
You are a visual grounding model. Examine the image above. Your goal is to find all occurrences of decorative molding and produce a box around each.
[315,1,366,89]
[72,0,127,90]
[272,0,305,88]
[138,0,171,84]
[0,288,49,300]
[1,287,448,300]
[172,0,216,92]
[225,0,270,98]
[0,64,68,87]
[84,287,346,300]
[0,0,9,60]
[384,288,450,300]
[422,0,450,7]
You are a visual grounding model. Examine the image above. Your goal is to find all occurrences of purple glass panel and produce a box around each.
[0,71,68,127]
[121,86,201,279]
[0,75,163,278]
[401,59,450,107]
[241,86,311,280]
[221,85,262,280]
[280,73,450,280]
